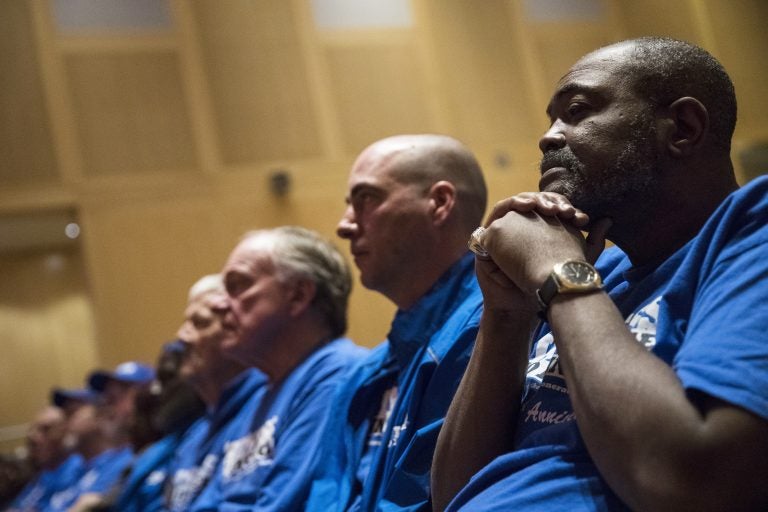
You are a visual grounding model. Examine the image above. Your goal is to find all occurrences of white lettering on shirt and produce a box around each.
[221,415,278,481]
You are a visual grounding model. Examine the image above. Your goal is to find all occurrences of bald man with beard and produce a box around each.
[433,37,768,512]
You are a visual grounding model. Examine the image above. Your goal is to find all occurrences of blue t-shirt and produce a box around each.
[8,453,83,512]
[112,428,191,512]
[307,253,483,511]
[166,369,267,512]
[44,446,133,512]
[448,176,768,511]
[205,337,368,512]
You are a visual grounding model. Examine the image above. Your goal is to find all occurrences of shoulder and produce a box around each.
[707,177,768,237]
[690,177,768,265]
[307,337,370,375]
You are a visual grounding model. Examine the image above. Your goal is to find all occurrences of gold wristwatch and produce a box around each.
[536,259,602,314]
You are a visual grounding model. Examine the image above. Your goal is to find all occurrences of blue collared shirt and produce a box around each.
[307,253,483,511]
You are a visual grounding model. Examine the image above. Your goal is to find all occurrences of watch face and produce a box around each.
[557,260,602,290]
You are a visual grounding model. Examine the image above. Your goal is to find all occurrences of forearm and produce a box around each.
[548,292,768,511]
[431,310,535,511]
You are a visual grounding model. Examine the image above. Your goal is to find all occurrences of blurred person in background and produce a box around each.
[44,403,132,512]
[165,274,267,512]
[51,389,98,421]
[5,406,81,511]
[101,340,207,512]
[87,361,155,446]
[0,452,35,510]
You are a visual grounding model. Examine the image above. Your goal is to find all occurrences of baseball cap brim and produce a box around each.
[51,387,98,407]
[88,361,155,392]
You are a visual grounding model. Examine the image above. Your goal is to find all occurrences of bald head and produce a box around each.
[339,134,487,308]
[580,37,736,152]
[358,134,488,234]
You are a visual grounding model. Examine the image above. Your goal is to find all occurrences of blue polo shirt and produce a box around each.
[307,253,483,511]
[8,453,83,511]
[44,446,133,512]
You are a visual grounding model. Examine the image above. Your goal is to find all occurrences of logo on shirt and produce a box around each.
[50,488,77,510]
[626,296,661,350]
[146,469,166,486]
[169,453,218,511]
[368,386,398,448]
[221,415,278,481]
[522,296,663,428]
[388,414,409,448]
[78,469,98,490]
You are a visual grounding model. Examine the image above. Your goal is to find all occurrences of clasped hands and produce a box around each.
[469,192,611,311]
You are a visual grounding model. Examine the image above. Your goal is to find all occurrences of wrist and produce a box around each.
[536,259,603,317]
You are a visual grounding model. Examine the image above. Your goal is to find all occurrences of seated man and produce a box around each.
[165,274,266,512]
[307,134,488,511]
[109,340,206,512]
[45,403,133,512]
[432,37,768,511]
[209,226,368,510]
[6,406,82,511]
[51,388,98,420]
[88,361,155,449]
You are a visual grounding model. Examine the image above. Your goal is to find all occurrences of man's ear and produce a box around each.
[429,180,457,226]
[663,97,709,158]
[288,278,316,316]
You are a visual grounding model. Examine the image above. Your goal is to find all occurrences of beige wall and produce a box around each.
[1,0,767,442]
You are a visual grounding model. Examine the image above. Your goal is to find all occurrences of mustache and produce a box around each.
[540,148,582,174]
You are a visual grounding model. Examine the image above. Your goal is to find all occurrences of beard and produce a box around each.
[539,111,661,222]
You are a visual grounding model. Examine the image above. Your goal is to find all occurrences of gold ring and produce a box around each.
[468,226,490,259]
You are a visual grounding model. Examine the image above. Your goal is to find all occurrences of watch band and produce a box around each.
[536,274,560,311]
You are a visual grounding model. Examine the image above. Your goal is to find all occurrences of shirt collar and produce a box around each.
[387,252,477,367]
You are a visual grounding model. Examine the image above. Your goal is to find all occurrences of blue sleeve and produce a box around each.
[675,230,768,420]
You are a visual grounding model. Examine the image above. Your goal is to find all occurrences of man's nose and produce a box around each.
[336,207,358,240]
[177,322,193,343]
[539,121,567,154]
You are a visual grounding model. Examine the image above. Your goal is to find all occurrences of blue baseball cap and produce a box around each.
[51,387,98,408]
[162,339,187,355]
[88,361,155,392]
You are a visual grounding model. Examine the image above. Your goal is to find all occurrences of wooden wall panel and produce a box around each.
[419,0,537,147]
[0,0,58,185]
[79,190,233,365]
[528,28,615,98]
[0,248,97,426]
[190,0,322,165]
[703,0,768,140]
[478,143,544,205]
[615,1,701,44]
[324,40,437,154]
[64,51,197,176]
